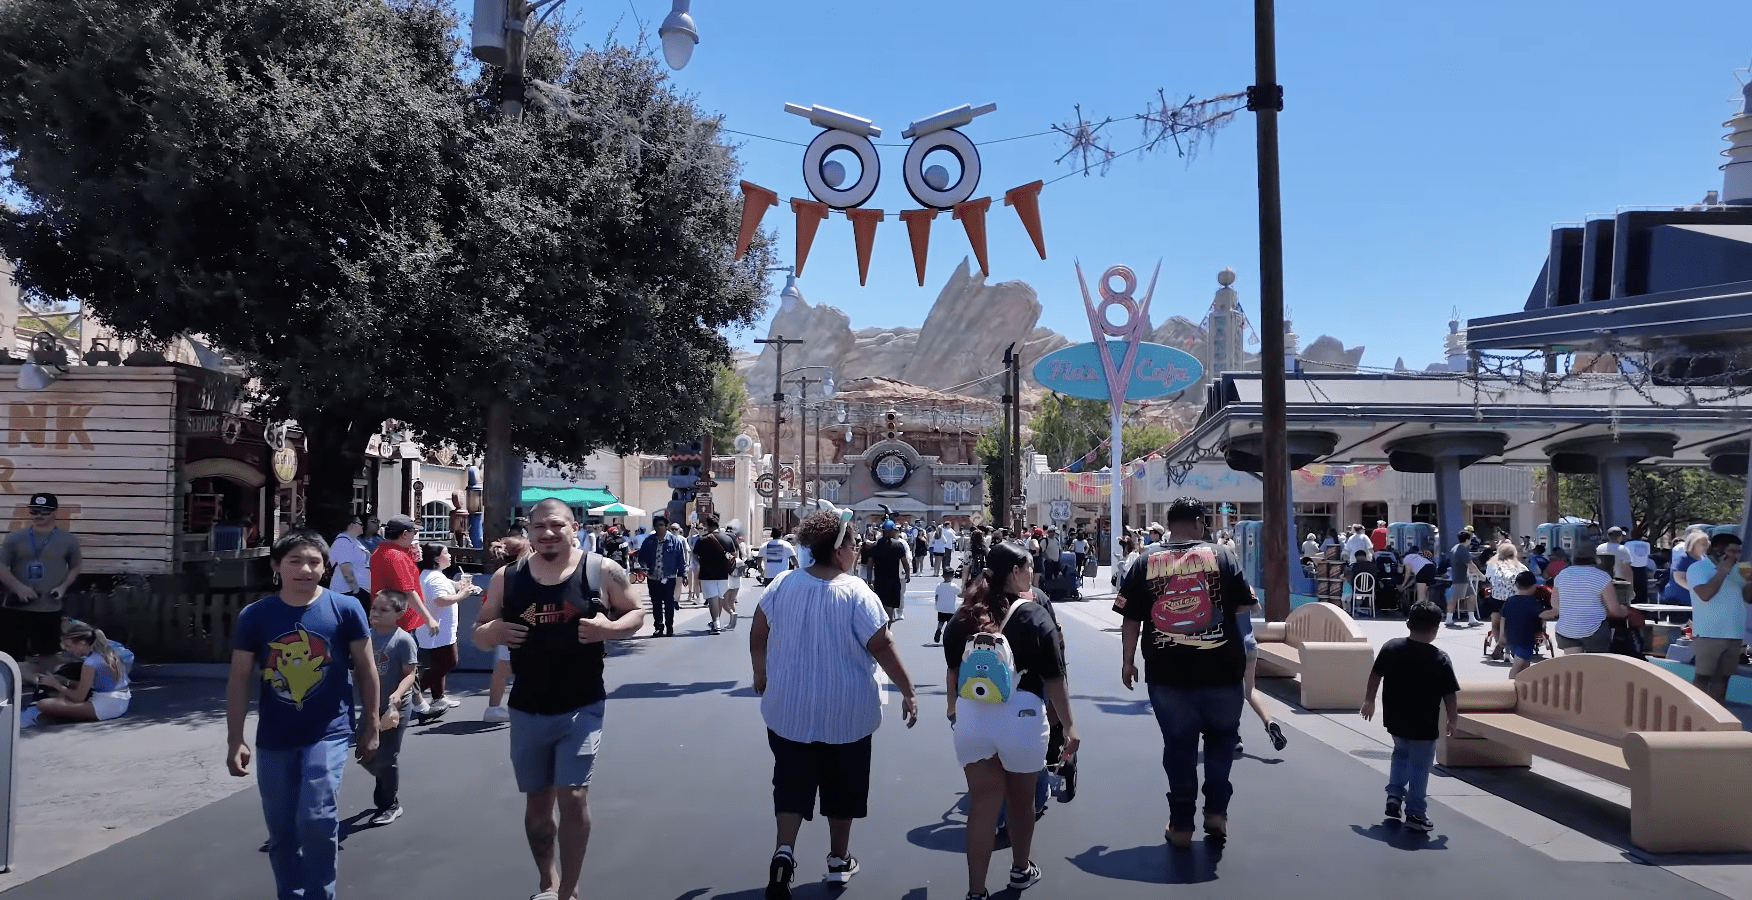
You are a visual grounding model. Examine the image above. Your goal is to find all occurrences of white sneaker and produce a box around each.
[482,705,510,723]
[440,697,461,710]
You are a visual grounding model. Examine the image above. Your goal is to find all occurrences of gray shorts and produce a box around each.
[508,701,605,793]
[1692,637,1746,677]
[1555,621,1612,653]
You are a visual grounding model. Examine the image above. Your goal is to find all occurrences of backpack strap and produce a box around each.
[585,552,602,592]
[997,596,1031,632]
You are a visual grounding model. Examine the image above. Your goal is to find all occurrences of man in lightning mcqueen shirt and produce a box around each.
[1116,496,1258,850]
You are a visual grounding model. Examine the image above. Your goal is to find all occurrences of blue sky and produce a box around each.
[565,0,1751,371]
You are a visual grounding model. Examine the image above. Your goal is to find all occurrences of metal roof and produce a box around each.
[1159,372,1752,472]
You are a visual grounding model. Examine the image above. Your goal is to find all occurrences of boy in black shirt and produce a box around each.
[1360,600,1459,833]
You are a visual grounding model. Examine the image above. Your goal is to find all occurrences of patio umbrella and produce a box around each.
[587,502,647,517]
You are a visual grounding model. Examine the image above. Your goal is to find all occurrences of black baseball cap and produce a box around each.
[28,492,57,511]
[382,515,419,538]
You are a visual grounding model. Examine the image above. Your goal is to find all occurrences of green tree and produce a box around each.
[1557,468,1742,541]
[1031,394,1109,470]
[0,0,773,536]
[704,364,747,452]
[1029,393,1178,471]
[976,428,1004,524]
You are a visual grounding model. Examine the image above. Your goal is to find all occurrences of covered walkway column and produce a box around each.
[1546,434,1677,533]
[1385,432,1508,554]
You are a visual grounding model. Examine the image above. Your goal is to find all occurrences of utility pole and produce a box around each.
[792,375,819,511]
[755,336,802,527]
[1251,0,1291,622]
[1014,348,1022,532]
[1009,341,1023,525]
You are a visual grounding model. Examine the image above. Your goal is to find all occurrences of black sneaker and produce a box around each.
[1385,797,1402,820]
[1268,722,1288,752]
[1008,860,1043,890]
[966,892,990,900]
[766,850,795,900]
[824,854,859,885]
[369,804,402,826]
[1405,813,1433,832]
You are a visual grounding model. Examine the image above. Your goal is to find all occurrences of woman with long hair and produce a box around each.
[943,541,1080,899]
[23,618,135,726]
[481,535,530,723]
[415,543,479,717]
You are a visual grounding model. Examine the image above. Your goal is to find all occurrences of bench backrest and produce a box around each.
[1511,653,1741,739]
[1284,601,1367,648]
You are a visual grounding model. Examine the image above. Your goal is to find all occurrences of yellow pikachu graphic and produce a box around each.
[263,625,330,710]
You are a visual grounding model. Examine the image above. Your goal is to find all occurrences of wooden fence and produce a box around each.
[79,586,256,663]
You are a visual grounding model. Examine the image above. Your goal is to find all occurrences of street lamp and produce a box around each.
[658,0,698,70]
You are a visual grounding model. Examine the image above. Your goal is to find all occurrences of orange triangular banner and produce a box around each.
[897,209,937,286]
[736,182,778,260]
[790,198,830,275]
[953,198,992,276]
[1004,181,1046,260]
[846,208,885,286]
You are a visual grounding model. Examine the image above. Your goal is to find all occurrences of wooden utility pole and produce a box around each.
[1252,0,1292,621]
[755,336,802,527]
[1010,346,1024,532]
[1001,344,1015,530]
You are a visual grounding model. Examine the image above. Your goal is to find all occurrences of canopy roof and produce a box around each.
[521,486,617,508]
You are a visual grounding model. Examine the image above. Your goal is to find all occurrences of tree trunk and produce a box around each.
[300,408,371,542]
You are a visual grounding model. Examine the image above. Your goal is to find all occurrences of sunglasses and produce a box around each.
[29,508,53,515]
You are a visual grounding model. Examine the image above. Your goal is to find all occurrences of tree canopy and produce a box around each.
[0,0,774,534]
[1557,468,1743,542]
[1030,394,1177,470]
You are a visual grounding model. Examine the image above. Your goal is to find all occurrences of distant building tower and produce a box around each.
[1724,78,1752,205]
[1202,268,1246,384]
[1283,318,1300,375]
[1444,313,1468,372]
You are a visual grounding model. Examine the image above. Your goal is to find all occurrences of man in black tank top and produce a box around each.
[473,498,644,900]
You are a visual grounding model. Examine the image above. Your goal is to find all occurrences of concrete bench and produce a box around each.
[1438,653,1752,853]
[1254,602,1374,710]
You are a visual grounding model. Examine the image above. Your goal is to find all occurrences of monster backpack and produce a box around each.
[957,598,1032,704]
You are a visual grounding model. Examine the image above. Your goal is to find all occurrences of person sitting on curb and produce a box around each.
[23,618,134,727]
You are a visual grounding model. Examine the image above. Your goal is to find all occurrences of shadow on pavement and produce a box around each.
[1066,840,1224,884]
[906,794,973,854]
[607,681,737,700]
[1075,694,1151,716]
[416,719,504,737]
[1350,821,1450,850]
[23,676,227,734]
[1436,765,1632,851]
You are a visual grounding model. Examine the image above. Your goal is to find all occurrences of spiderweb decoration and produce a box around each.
[1138,89,1248,163]
[1051,105,1116,177]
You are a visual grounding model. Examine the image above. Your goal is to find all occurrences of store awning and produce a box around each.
[521,486,617,508]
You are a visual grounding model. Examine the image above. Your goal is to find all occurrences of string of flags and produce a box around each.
[1295,464,1389,486]
[734,103,1047,286]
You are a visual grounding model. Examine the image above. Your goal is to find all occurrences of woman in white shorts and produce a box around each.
[942,542,1079,900]
[24,618,134,727]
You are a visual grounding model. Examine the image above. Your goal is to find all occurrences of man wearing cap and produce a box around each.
[0,493,82,661]
[869,520,911,624]
[370,517,436,629]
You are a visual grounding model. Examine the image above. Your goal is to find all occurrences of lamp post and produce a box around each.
[657,0,698,70]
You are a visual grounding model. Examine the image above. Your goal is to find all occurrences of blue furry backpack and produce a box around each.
[956,599,1031,704]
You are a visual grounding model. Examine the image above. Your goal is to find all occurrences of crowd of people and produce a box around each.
[16,482,1749,900]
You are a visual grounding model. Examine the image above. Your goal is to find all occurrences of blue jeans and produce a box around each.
[256,734,349,900]
[1386,736,1437,819]
[1148,682,1244,831]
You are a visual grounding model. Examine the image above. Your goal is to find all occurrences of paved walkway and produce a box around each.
[4,572,1745,898]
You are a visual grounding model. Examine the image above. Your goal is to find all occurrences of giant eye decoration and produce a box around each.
[734,102,1048,289]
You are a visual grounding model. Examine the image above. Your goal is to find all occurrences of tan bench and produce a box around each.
[1438,653,1752,853]
[1254,602,1374,710]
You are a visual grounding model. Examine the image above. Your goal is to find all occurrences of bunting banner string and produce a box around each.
[1295,464,1389,487]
